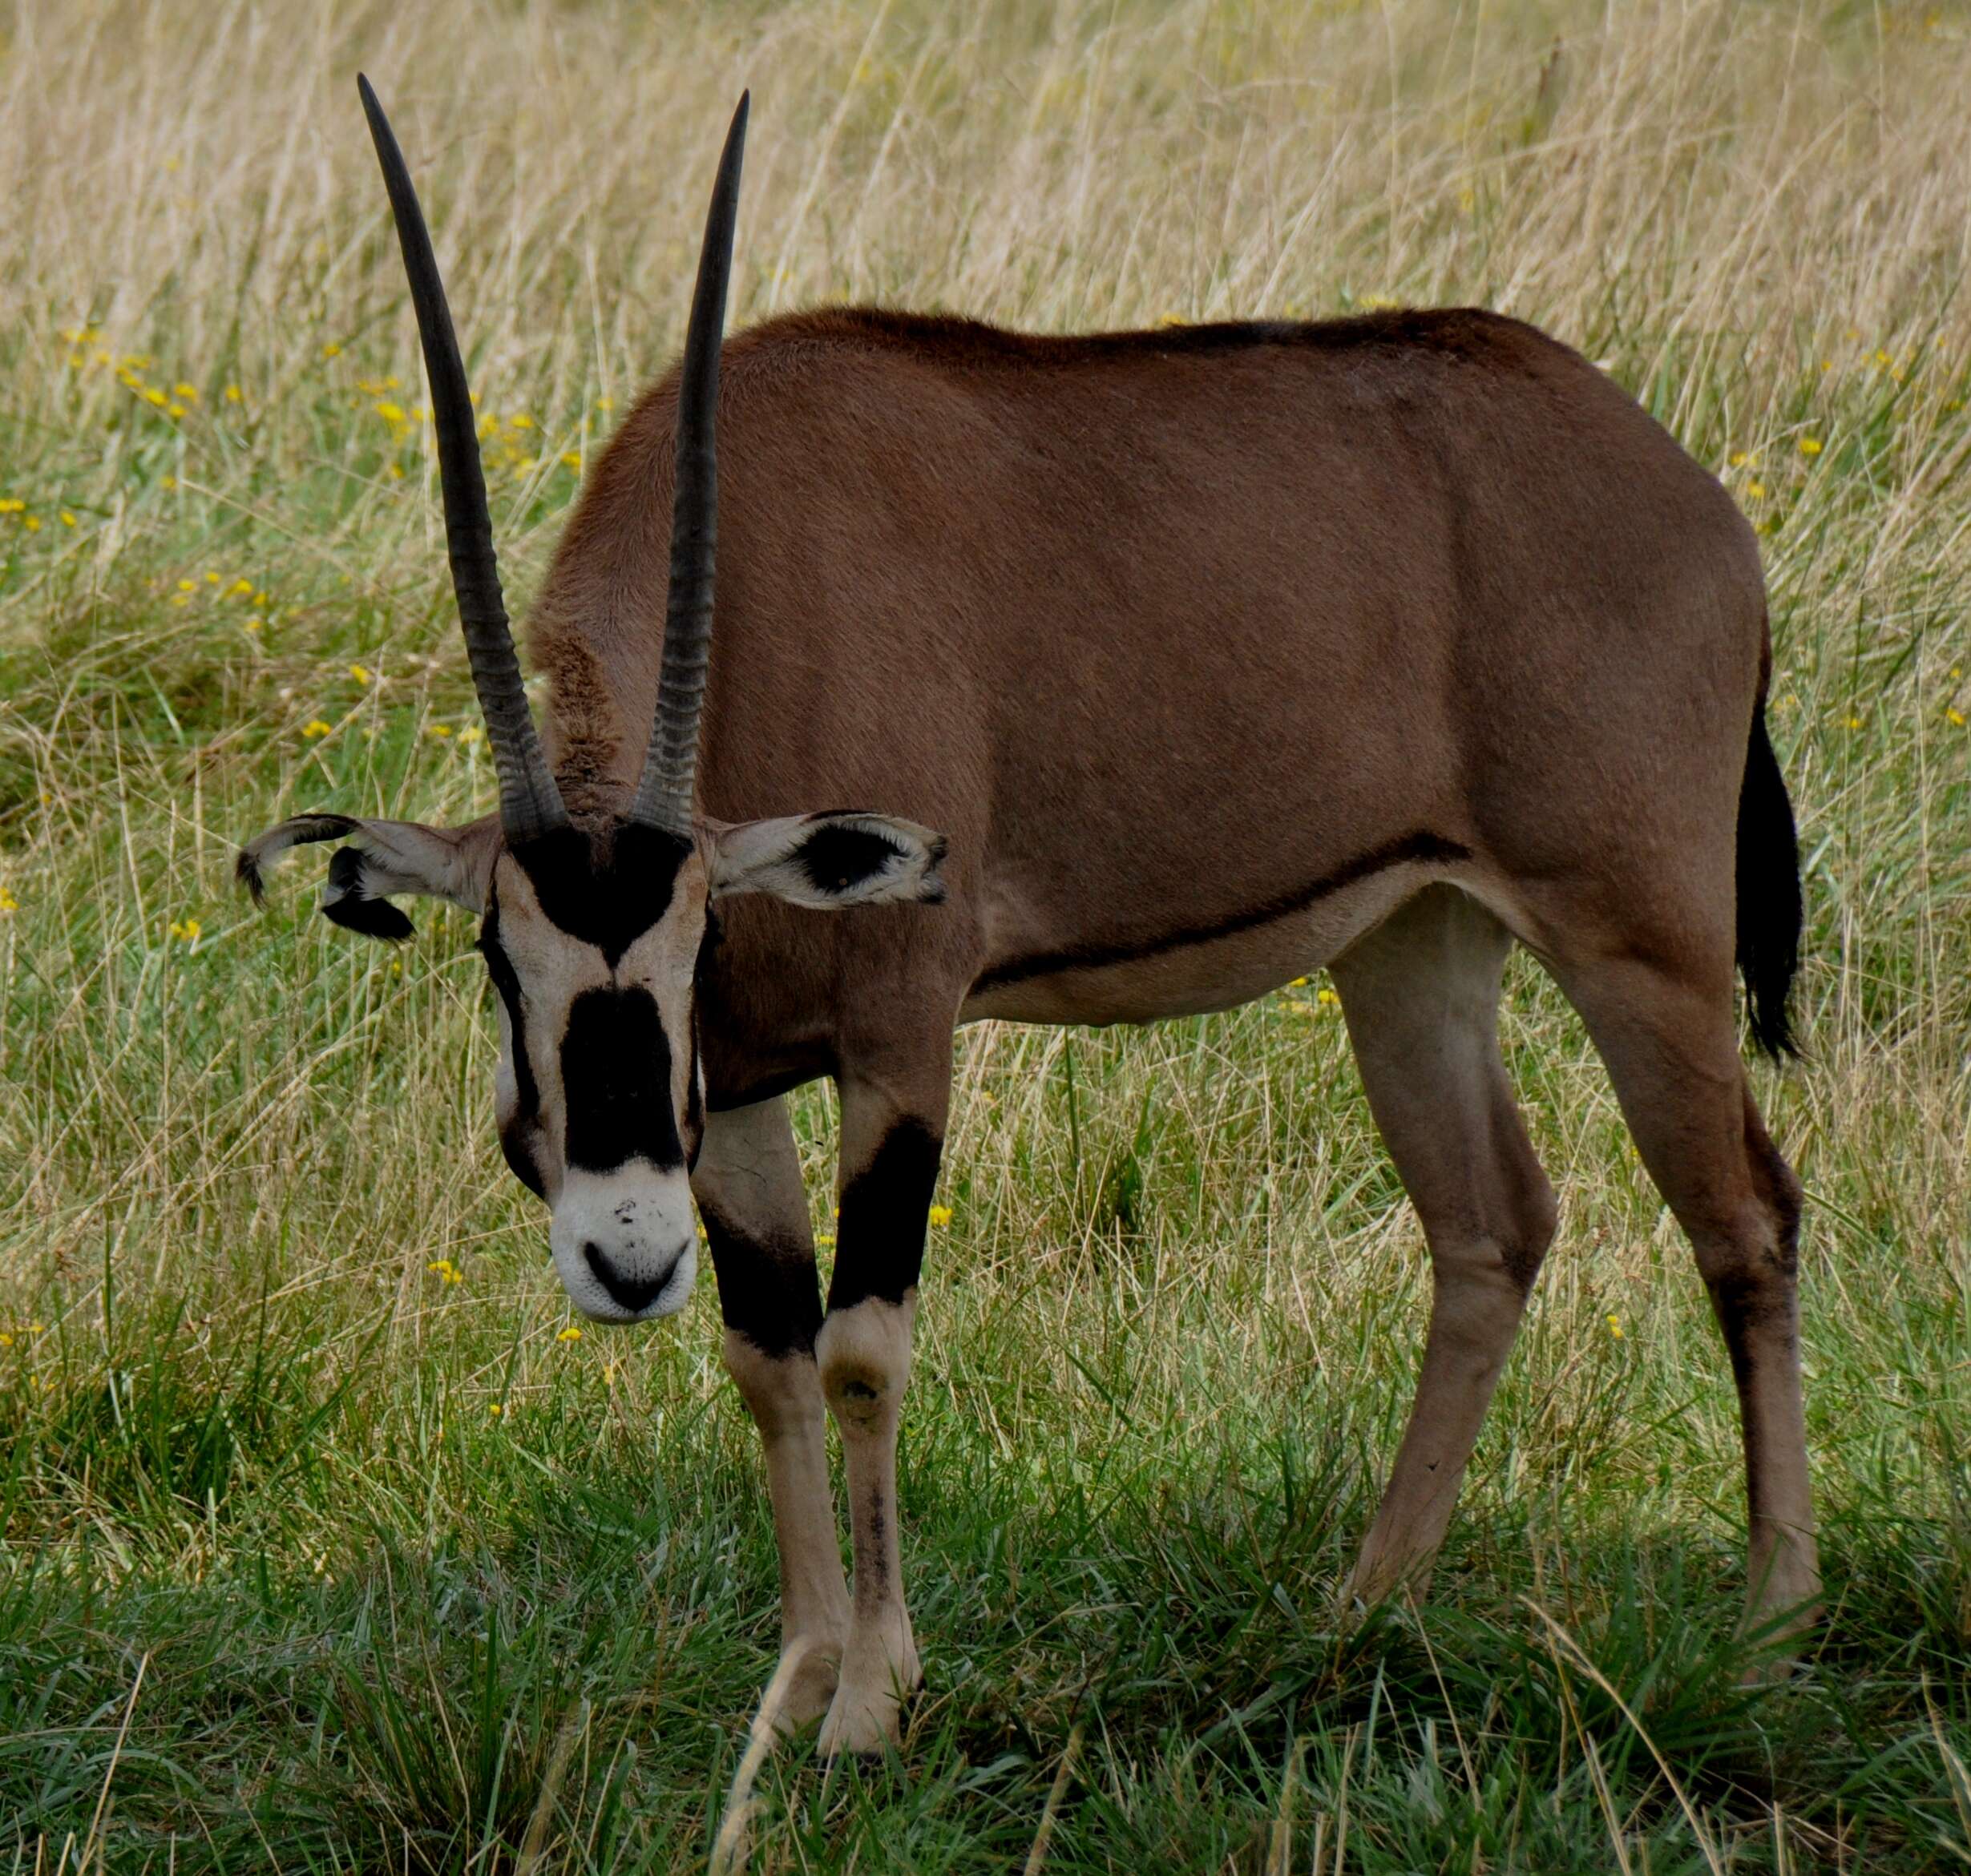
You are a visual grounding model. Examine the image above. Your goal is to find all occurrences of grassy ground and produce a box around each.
[1,0,1968,1868]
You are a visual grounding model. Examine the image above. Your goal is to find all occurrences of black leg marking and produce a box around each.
[826,1120,943,1313]
[701,1201,826,1358]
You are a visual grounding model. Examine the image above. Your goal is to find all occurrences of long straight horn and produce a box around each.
[357,75,567,845]
[630,93,749,837]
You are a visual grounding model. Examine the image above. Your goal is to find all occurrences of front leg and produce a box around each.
[815,1071,946,1757]
[695,1096,850,1731]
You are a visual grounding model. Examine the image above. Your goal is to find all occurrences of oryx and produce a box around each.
[242,81,1819,1756]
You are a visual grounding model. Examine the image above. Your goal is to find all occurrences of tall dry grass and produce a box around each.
[0,2,1966,1870]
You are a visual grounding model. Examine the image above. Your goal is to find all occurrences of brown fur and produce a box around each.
[256,298,1815,1754]
[531,305,1765,1083]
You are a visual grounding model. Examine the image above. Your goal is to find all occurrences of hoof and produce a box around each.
[816,1640,921,1761]
[774,1647,842,1733]
[817,1685,905,1759]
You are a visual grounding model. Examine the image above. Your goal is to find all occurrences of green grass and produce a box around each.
[2,0,1970,1869]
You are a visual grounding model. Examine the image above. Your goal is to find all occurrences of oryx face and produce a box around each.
[239,87,947,1323]
[479,815,943,1321]
[239,804,945,1323]
[484,825,708,1320]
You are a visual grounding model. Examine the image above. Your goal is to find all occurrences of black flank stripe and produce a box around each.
[972,830,1470,993]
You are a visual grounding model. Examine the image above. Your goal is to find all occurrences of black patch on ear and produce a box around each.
[322,848,415,941]
[826,1118,943,1312]
[560,985,684,1172]
[509,822,691,967]
[797,822,906,898]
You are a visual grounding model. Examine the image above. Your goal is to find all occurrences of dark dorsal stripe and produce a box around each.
[561,986,683,1172]
[971,830,1471,994]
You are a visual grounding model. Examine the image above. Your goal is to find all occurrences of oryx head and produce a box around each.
[240,82,946,1323]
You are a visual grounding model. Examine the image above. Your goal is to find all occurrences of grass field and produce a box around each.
[2,0,1969,1868]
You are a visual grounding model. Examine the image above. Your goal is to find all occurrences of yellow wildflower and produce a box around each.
[1799,437,1823,456]
[301,720,332,739]
[928,1204,954,1228]
[1605,1313,1624,1339]
[322,342,341,358]
[59,511,76,527]
[205,571,221,584]
[1948,707,1966,728]
[1727,450,1752,468]
[172,382,197,401]
[560,450,581,470]
[348,664,371,685]
[815,1232,836,1249]
[458,725,483,744]
[0,888,17,913]
[229,578,253,596]
[22,516,38,531]
[224,384,243,403]
[167,917,201,946]
[375,401,406,424]
[244,618,263,632]
[1746,482,1767,500]
[176,578,196,591]
[1317,986,1342,1007]
[507,413,533,429]
[428,723,453,738]
[1289,975,1310,987]
[143,386,168,407]
[1844,713,1863,730]
[556,1325,582,1342]
[0,499,23,514]
[488,1401,503,1417]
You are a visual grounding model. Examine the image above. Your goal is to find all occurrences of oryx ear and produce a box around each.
[236,812,501,939]
[705,811,947,910]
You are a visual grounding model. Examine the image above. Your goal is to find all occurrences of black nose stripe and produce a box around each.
[561,986,683,1172]
[583,1240,674,1312]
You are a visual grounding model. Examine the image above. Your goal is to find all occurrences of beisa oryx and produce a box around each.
[243,81,1820,1756]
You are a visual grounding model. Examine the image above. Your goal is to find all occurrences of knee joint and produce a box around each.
[817,1297,915,1431]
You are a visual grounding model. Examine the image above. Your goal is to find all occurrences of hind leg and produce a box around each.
[1548,946,1819,1631]
[1334,886,1559,1605]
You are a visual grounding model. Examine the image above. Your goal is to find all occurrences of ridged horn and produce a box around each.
[629,93,749,836]
[357,75,567,845]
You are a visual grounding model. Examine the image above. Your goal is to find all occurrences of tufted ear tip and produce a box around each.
[236,847,268,906]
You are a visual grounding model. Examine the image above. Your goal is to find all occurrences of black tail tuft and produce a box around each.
[1736,692,1803,1059]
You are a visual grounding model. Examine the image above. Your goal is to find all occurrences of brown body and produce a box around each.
[515,306,1813,1748]
[539,307,1760,1062]
[245,90,1816,1760]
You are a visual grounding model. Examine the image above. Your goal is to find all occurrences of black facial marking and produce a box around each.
[971,830,1471,992]
[560,986,683,1172]
[510,822,690,969]
[826,1119,943,1313]
[796,822,905,897]
[700,1200,826,1358]
[478,900,547,1198]
[478,904,539,1123]
[321,847,416,941]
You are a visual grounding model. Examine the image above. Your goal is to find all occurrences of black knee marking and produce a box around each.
[826,1119,943,1313]
[701,1202,825,1358]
